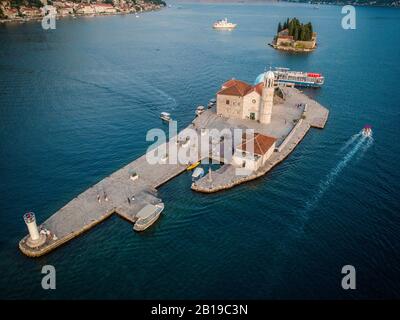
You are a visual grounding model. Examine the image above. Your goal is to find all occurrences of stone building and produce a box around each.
[216,71,275,124]
[232,132,277,172]
[275,28,317,50]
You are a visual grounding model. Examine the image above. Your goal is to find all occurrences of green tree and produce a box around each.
[277,22,282,33]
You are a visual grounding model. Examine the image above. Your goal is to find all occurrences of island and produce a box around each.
[0,0,166,23]
[270,18,317,53]
[19,71,329,257]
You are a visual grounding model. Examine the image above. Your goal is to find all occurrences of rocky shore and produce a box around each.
[0,0,166,24]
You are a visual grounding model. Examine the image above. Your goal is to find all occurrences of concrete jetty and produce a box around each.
[19,128,200,257]
[19,86,328,257]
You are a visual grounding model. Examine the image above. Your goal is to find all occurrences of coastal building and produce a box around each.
[19,6,42,17]
[232,132,277,172]
[76,4,95,15]
[94,4,117,14]
[57,6,73,16]
[216,71,275,124]
[274,28,317,51]
[3,8,18,19]
[275,29,294,46]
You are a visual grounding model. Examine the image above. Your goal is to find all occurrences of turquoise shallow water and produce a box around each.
[0,2,399,299]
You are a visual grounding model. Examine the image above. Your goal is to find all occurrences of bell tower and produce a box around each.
[259,71,275,124]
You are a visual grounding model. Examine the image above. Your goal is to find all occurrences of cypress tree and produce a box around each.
[277,22,282,33]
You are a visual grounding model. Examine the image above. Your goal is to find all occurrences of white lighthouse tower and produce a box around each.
[259,70,275,124]
[23,212,46,248]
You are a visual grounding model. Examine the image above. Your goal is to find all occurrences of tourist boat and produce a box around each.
[187,161,200,171]
[133,203,164,232]
[192,167,204,181]
[160,112,171,122]
[196,105,205,116]
[362,125,372,137]
[213,18,237,30]
[266,67,325,88]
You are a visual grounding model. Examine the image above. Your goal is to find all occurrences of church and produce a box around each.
[216,71,275,124]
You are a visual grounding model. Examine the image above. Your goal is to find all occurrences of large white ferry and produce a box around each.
[273,67,325,88]
[213,18,237,30]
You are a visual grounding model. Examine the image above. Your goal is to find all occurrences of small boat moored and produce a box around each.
[160,112,171,122]
[362,125,372,137]
[208,99,216,109]
[196,105,205,116]
[133,203,164,232]
[192,167,204,181]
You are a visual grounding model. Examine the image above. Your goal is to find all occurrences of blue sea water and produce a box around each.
[0,2,399,299]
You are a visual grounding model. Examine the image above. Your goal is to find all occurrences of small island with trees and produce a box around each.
[270,18,317,53]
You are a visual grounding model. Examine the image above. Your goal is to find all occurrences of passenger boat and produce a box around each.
[273,67,324,88]
[362,125,372,137]
[133,203,164,232]
[255,67,324,88]
[187,161,200,171]
[196,105,205,116]
[160,112,171,122]
[213,18,237,30]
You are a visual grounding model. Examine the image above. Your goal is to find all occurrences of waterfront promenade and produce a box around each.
[19,87,328,257]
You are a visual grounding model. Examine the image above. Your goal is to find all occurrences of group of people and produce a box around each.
[97,191,108,204]
[295,102,307,109]
[96,190,136,206]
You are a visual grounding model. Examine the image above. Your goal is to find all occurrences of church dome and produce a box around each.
[254,71,275,84]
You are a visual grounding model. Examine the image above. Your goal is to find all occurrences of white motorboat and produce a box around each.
[362,125,372,137]
[208,99,216,108]
[196,105,205,116]
[192,167,204,181]
[160,112,171,122]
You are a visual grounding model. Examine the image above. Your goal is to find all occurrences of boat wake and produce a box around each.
[152,86,178,111]
[338,132,362,153]
[301,133,373,214]
[355,135,374,162]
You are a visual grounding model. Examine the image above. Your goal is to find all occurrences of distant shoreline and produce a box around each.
[0,3,165,25]
[173,0,400,8]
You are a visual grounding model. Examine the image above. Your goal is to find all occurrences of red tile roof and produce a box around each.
[217,79,263,97]
[247,82,264,95]
[238,133,277,156]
